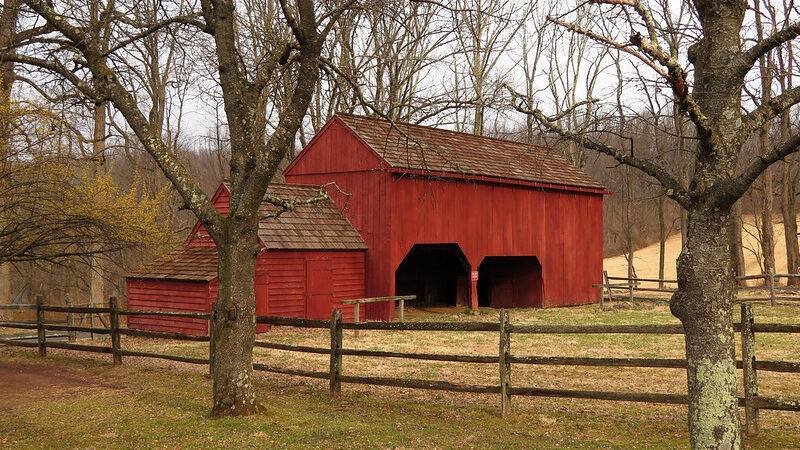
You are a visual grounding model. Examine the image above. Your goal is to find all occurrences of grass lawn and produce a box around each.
[1,301,798,448]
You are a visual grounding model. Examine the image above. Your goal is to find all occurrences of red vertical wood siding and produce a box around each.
[285,121,393,319]
[285,119,604,319]
[257,250,364,322]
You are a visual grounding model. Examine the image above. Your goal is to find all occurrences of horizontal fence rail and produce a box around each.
[0,296,211,369]
[598,269,800,307]
[1,296,798,437]
[253,303,800,437]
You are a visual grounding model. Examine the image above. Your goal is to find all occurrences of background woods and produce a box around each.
[10,0,799,303]
[2,0,800,443]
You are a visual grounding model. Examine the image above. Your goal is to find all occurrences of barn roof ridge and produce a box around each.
[336,112,556,150]
[334,113,606,191]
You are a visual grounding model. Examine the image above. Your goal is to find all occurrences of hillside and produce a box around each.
[604,217,797,279]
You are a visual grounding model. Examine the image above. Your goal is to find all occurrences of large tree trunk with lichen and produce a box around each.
[211,207,261,416]
[671,206,740,449]
[679,2,748,446]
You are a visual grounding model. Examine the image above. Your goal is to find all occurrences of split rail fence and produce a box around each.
[598,270,800,306]
[1,297,799,436]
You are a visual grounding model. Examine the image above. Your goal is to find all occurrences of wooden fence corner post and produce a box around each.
[65,294,76,341]
[602,271,613,304]
[741,303,759,436]
[353,302,360,339]
[36,294,46,357]
[110,297,121,365]
[499,309,511,417]
[209,302,218,378]
[329,308,343,397]
[399,298,405,322]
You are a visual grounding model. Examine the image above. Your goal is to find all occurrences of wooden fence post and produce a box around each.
[499,309,511,417]
[398,298,405,322]
[209,302,218,378]
[110,297,121,365]
[89,295,95,341]
[741,303,759,436]
[329,308,343,397]
[353,302,360,339]
[36,294,46,357]
[769,268,775,306]
[65,294,77,341]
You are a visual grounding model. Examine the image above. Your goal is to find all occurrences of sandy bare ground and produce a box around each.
[605,216,798,279]
[0,359,119,411]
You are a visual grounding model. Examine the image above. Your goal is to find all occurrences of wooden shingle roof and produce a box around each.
[256,183,367,250]
[336,114,605,190]
[127,246,217,281]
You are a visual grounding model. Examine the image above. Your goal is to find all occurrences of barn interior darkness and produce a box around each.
[395,244,470,306]
[477,256,543,308]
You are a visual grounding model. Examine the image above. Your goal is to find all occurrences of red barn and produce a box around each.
[126,183,367,334]
[284,114,607,320]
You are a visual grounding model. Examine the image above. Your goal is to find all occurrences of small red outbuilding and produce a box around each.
[284,114,607,320]
[126,183,367,334]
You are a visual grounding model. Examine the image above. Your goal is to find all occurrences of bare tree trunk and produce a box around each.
[671,206,740,449]
[779,45,800,285]
[0,263,9,305]
[757,7,775,278]
[211,210,260,415]
[759,138,776,277]
[90,103,106,306]
[626,165,635,284]
[658,193,666,287]
[729,200,747,285]
[781,161,799,283]
[0,0,17,306]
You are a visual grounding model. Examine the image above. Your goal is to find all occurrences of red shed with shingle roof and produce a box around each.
[126,183,367,334]
[284,114,607,320]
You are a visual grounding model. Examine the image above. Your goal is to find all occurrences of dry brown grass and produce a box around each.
[4,301,799,447]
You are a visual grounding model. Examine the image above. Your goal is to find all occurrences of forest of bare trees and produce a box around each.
[2,0,800,444]
[6,0,799,302]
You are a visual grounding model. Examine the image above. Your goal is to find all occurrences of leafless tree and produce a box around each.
[5,0,354,416]
[512,1,800,446]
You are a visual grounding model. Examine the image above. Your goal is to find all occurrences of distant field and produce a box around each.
[605,216,798,279]
[1,302,798,448]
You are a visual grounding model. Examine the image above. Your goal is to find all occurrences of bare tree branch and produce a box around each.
[546,5,710,137]
[715,132,800,208]
[739,84,800,140]
[508,86,691,208]
[736,20,800,76]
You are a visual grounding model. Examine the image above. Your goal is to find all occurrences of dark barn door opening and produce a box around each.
[395,244,470,307]
[477,256,543,308]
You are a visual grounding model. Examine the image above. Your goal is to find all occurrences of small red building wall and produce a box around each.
[126,279,214,335]
[127,176,367,333]
[249,250,365,322]
[284,117,604,320]
[127,251,366,335]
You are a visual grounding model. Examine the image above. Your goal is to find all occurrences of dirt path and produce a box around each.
[0,359,110,411]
